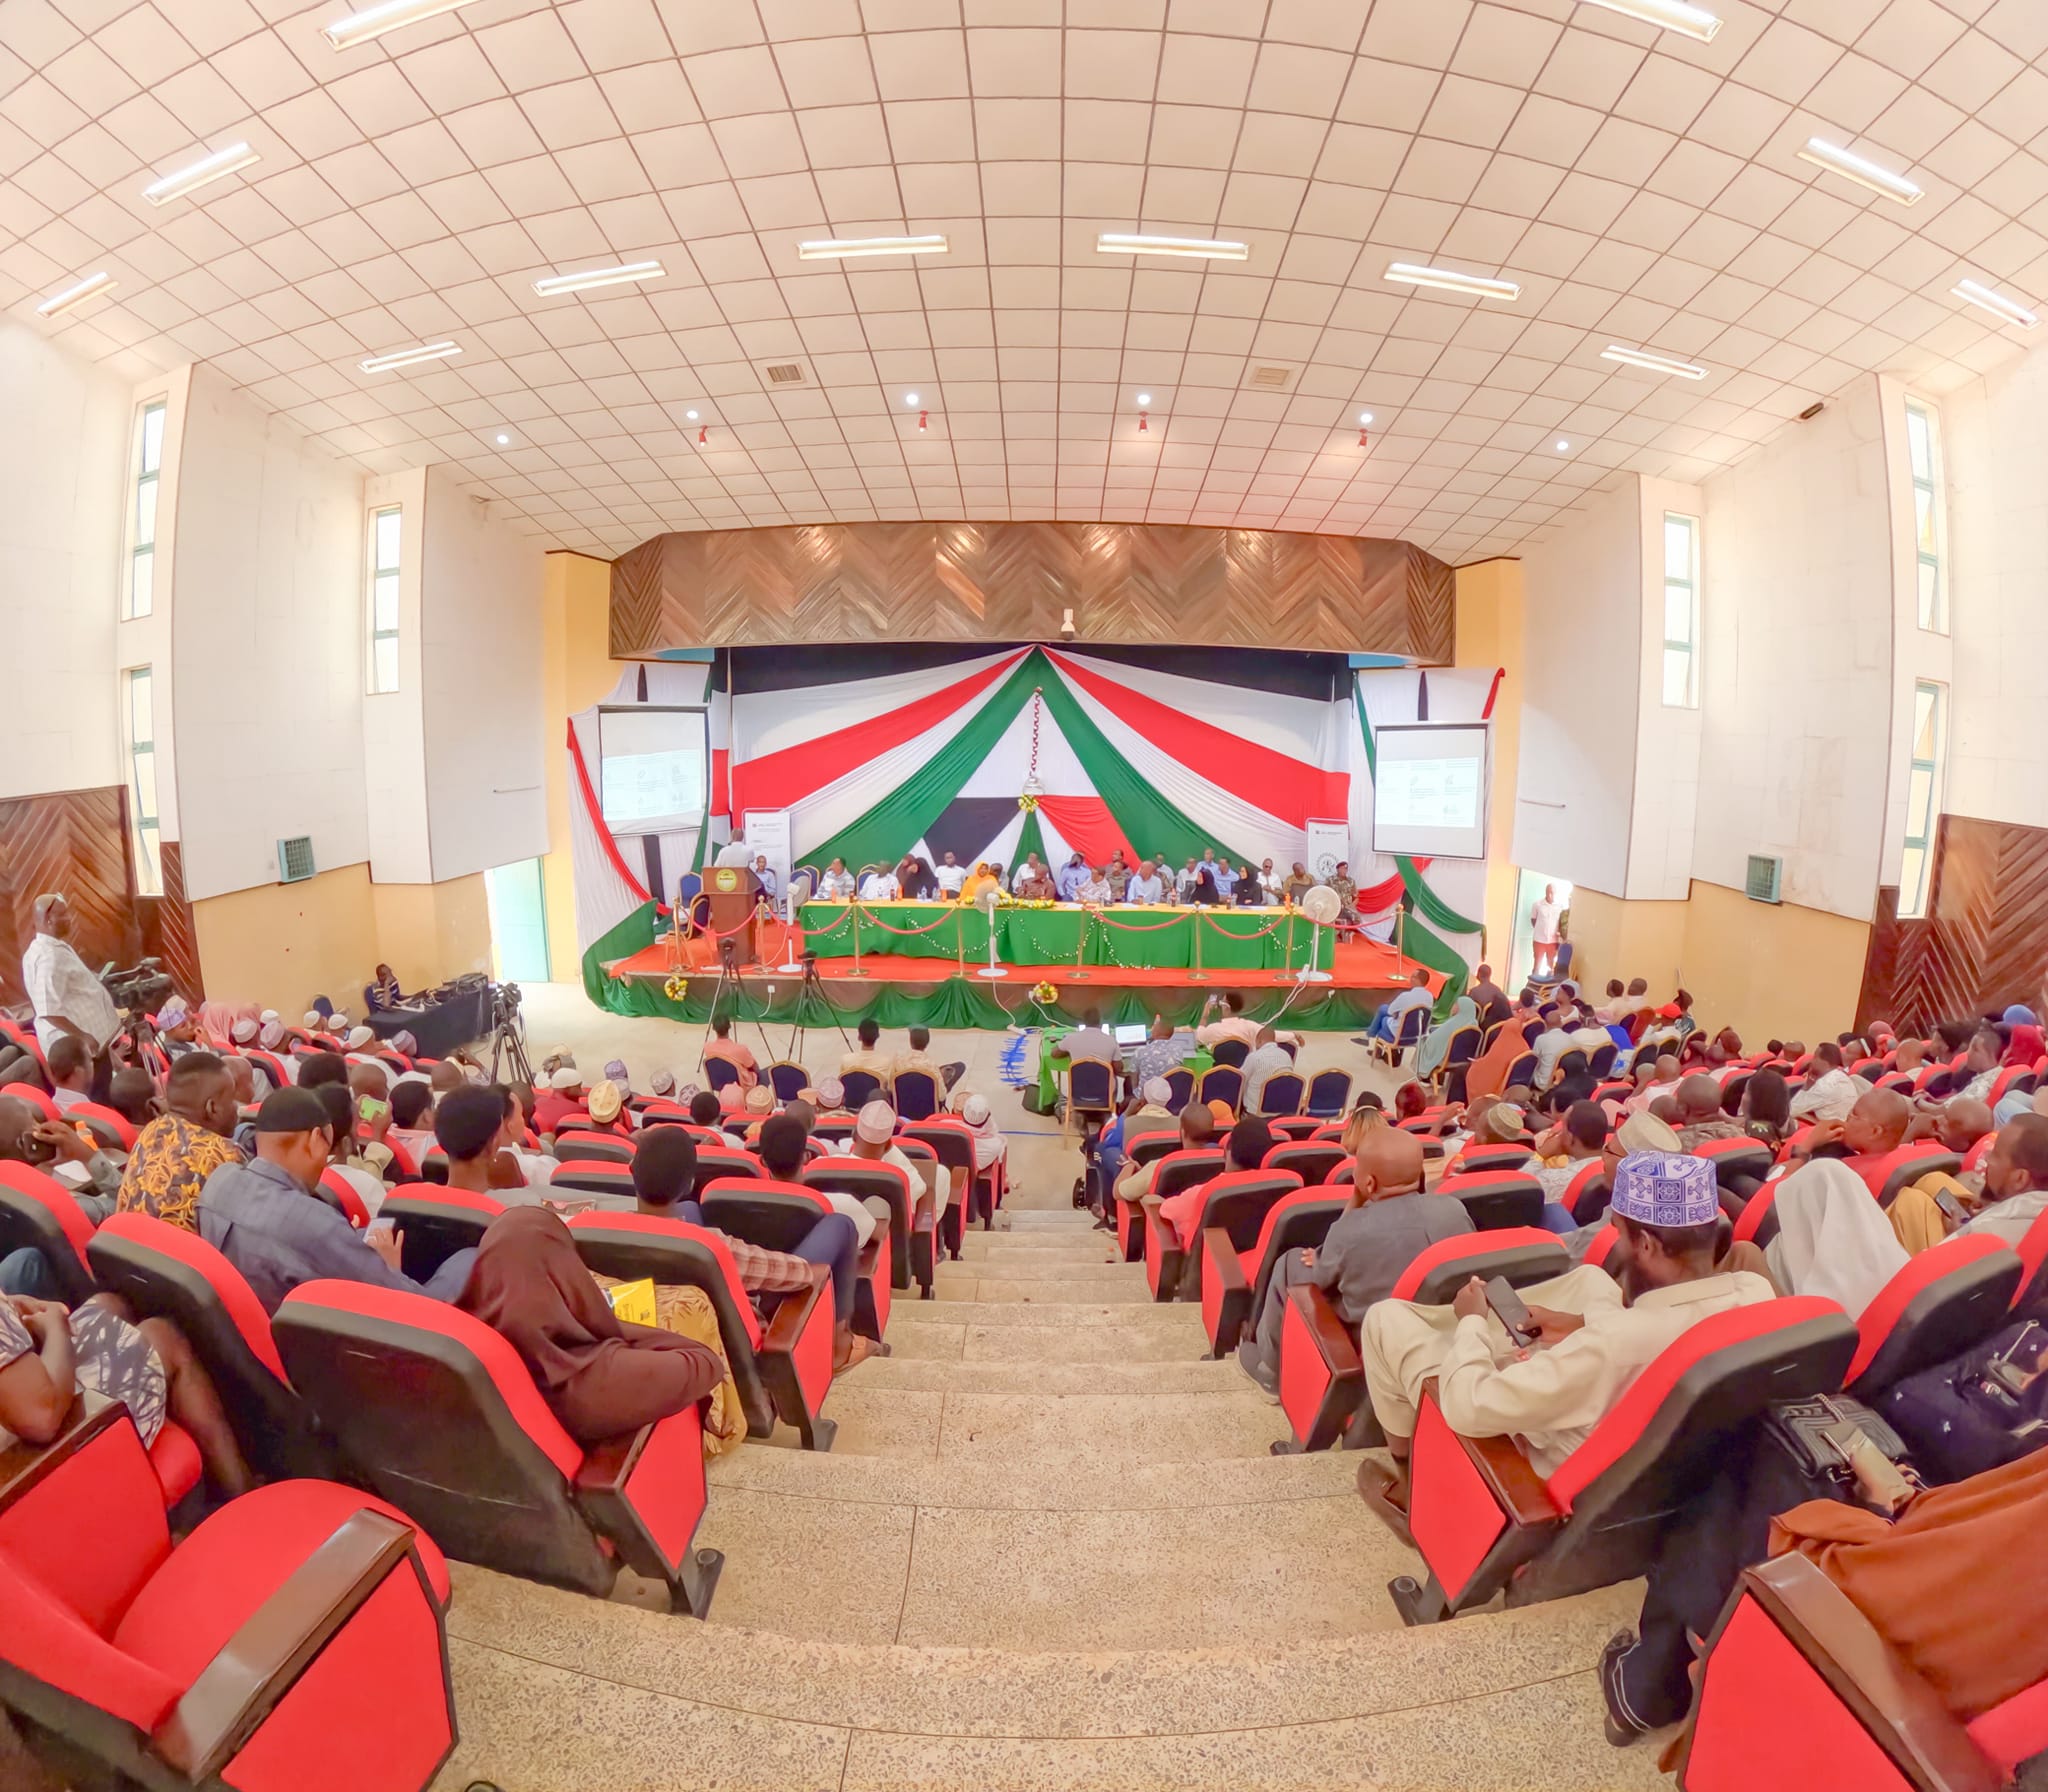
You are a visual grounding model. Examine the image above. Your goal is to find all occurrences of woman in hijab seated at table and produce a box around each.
[458,1206,725,1448]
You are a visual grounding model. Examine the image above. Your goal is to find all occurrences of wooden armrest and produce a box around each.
[759,1266,830,1355]
[0,1392,123,1512]
[574,1424,650,1501]
[1731,1555,2001,1792]
[1286,1283,1360,1376]
[1419,1377,1558,1528]
[156,1509,420,1780]
[1202,1227,1246,1294]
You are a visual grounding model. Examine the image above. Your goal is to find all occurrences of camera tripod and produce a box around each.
[692,941,780,1076]
[781,952,849,1063]
[485,991,534,1087]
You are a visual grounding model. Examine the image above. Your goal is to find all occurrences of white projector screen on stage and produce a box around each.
[598,707,708,837]
[1371,723,1489,860]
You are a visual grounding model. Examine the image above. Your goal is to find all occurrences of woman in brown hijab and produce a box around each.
[459,1206,724,1446]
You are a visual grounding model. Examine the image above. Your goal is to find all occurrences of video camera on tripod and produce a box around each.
[99,957,173,1022]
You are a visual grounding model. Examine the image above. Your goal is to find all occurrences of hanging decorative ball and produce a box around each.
[918,409,928,432]
[1138,409,1149,432]
[697,426,708,446]
[1018,789,1041,813]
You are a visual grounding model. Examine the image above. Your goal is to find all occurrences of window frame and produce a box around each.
[1660,510,1700,710]
[366,504,402,695]
[1899,678,1945,921]
[1904,397,1947,636]
[124,399,166,620]
[123,665,163,898]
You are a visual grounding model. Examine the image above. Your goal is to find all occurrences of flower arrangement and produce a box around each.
[1029,981,1058,1004]
[997,895,1058,909]
[1017,790,1041,813]
[663,973,690,1001]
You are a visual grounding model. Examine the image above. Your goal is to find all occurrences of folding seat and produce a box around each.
[547,1164,636,1200]
[701,1176,891,1344]
[1115,1146,1224,1263]
[552,1129,635,1166]
[810,1116,858,1147]
[1267,1115,1322,1141]
[86,1212,342,1483]
[1717,1069,1755,1109]
[0,1397,455,1792]
[1962,1131,1996,1176]
[1674,1551,2048,1792]
[1861,1142,1963,1207]
[1585,1041,1618,1080]
[245,1048,294,1091]
[68,1101,139,1151]
[1437,1169,1546,1231]
[1261,1139,1347,1185]
[2009,1208,2048,1316]
[1448,1142,1539,1176]
[568,1210,837,1451]
[1370,1008,1428,1068]
[1124,1117,1185,1165]
[1144,1168,1301,1302]
[898,1117,983,1249]
[1326,1155,1358,1186]
[766,1061,810,1102]
[1370,1296,1857,1624]
[1210,1039,1250,1069]
[1199,1184,1349,1358]
[804,1158,916,1296]
[1254,1070,1306,1117]
[703,1057,742,1093]
[1162,1067,1195,1113]
[0,1162,97,1304]
[635,1097,696,1124]
[1846,1235,2021,1398]
[415,1148,449,1185]
[1560,1160,1610,1222]
[2,1082,60,1120]
[1063,1058,1118,1138]
[274,1280,723,1614]
[1987,1064,2036,1106]
[1728,1180,1784,1249]
[377,1186,503,1282]
[1502,1050,1538,1088]
[840,1069,884,1109]
[1691,1137,1774,1192]
[312,1169,372,1230]
[1195,1064,1243,1113]
[892,1068,940,1120]
[1272,1229,1570,1456]
[1305,1068,1354,1117]
[688,1143,760,1184]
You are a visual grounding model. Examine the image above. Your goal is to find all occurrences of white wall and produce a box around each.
[170,365,369,901]
[1695,378,1893,921]
[1513,477,1642,897]
[362,468,433,885]
[420,464,548,878]
[0,322,131,798]
[1625,477,1707,902]
[115,364,191,844]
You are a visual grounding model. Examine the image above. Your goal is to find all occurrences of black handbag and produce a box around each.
[1880,1320,2048,1484]
[1760,1392,1911,1490]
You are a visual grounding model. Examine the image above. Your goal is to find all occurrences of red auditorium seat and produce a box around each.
[313,1169,371,1230]
[1373,1297,1857,1624]
[87,1212,341,1482]
[2011,1209,2048,1316]
[1114,1147,1223,1264]
[1144,1169,1301,1302]
[1691,1137,1774,1191]
[548,1164,637,1200]
[692,1144,765,1184]
[1861,1143,1964,1208]
[1444,1142,1537,1177]
[1561,1161,1610,1222]
[1273,1230,1569,1457]
[1267,1115,1324,1142]
[1729,1180,1784,1249]
[272,1280,723,1615]
[700,1177,891,1346]
[803,1158,916,1296]
[69,1102,139,1152]
[1261,1140,1348,1186]
[1436,1169,1546,1231]
[1200,1184,1349,1358]
[0,1162,98,1304]
[1,1083,60,1121]
[1676,1552,2048,1792]
[568,1211,837,1451]
[1842,1235,2021,1398]
[377,1186,503,1282]
[898,1117,982,1248]
[0,1396,453,1792]
[552,1129,636,1165]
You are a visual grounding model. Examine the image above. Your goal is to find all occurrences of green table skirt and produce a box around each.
[799,902,1319,972]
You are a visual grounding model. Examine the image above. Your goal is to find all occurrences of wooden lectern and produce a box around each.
[703,863,762,964]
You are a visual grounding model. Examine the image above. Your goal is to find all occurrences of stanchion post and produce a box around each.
[848,903,870,977]
[1187,906,1208,982]
[1071,908,1091,981]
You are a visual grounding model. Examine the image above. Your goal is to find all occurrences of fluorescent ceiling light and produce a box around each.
[1095,232,1248,260]
[532,259,664,297]
[36,271,115,317]
[1952,277,2038,329]
[360,340,460,374]
[1576,0,1720,41]
[323,0,484,49]
[142,142,259,206]
[1384,261,1520,301]
[1796,138,1921,206]
[796,234,947,260]
[1601,343,1708,380]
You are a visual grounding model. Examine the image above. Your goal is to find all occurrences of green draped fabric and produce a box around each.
[1013,807,1048,874]
[799,902,1317,971]
[580,900,665,1007]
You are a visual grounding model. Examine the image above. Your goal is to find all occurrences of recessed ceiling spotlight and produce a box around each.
[494,431,510,445]
[905,392,919,406]
[1358,411,1373,424]
[533,259,664,297]
[1601,344,1709,380]
[1555,439,1571,451]
[796,234,948,260]
[1136,392,1151,406]
[322,0,485,49]
[35,270,115,317]
[1952,277,2039,329]
[359,340,461,375]
[1575,0,1720,41]
[142,142,258,206]
[1383,261,1521,301]
[1095,233,1249,261]
[1796,138,1921,206]
[685,409,700,421]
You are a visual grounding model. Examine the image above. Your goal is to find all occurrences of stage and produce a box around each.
[597,911,1429,1032]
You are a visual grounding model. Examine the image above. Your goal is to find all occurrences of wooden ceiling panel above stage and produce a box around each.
[610,521,1454,661]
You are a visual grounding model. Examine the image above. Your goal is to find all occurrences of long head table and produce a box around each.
[798,900,1329,972]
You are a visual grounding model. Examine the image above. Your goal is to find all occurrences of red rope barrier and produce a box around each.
[852,904,965,937]
[1200,910,1288,940]
[799,906,853,936]
[1088,908,1195,933]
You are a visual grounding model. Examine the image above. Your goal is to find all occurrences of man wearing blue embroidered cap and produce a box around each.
[1356,1149,1775,1509]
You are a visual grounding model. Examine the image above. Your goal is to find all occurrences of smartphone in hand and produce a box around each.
[1485,1275,1539,1347]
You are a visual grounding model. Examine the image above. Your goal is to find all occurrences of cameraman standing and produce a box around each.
[22,893,121,1102]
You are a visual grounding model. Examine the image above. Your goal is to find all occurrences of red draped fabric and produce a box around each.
[1034,796,1135,870]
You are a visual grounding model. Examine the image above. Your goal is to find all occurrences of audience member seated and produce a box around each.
[1197,990,1262,1050]
[1236,1115,1461,1395]
[114,1051,245,1231]
[1414,996,1479,1085]
[1092,1080,1174,1210]
[1531,1010,1611,1090]
[344,1060,400,1178]
[1049,1006,1118,1074]
[1911,1093,1995,1157]
[434,1086,531,1202]
[1737,1067,1796,1147]
[456,1204,723,1447]
[199,1086,478,1313]
[314,1085,387,1217]
[1109,1101,1214,1226]
[1240,1026,1295,1109]
[840,1017,895,1082]
[1784,1088,1911,1194]
[703,1014,759,1089]
[1758,1159,1905,1315]
[1672,1075,1747,1147]
[43,1035,94,1113]
[1951,1024,2006,1104]
[1888,1109,2048,1254]
[0,1091,120,1214]
[105,1067,161,1132]
[1356,1152,1775,1522]
[1361,969,1435,1047]
[847,1099,950,1229]
[389,1078,436,1161]
[1149,1116,1273,1250]
[536,1064,588,1135]
[582,1079,631,1136]
[1464,964,1509,1028]
[1623,1055,1683,1115]
[1523,1100,1609,1203]
[895,1025,964,1091]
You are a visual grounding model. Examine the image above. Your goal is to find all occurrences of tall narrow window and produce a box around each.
[367,505,401,694]
[1905,398,1947,634]
[124,667,162,897]
[1899,679,1945,919]
[1661,511,1699,708]
[125,400,165,619]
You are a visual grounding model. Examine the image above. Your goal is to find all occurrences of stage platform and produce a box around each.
[599,921,1426,1032]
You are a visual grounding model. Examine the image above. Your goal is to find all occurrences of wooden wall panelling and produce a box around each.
[612,520,1457,660]
[139,840,204,1004]
[0,787,143,1007]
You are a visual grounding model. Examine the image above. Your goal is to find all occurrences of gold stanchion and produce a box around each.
[847,903,871,977]
[1286,909,1296,979]
[956,909,966,979]
[1187,906,1209,982]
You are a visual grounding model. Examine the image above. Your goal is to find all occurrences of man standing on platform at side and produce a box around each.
[22,893,122,1104]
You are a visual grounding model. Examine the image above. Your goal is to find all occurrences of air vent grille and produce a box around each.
[278,836,316,884]
[1745,854,1782,904]
[763,362,806,384]
[1246,365,1297,391]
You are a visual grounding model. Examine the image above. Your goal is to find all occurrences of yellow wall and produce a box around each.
[540,551,622,981]
[1564,887,1690,999]
[368,875,492,991]
[1453,556,1524,964]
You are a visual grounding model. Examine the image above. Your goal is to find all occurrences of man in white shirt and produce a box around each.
[858,866,901,901]
[22,893,122,1101]
[1362,969,1435,1044]
[1530,883,1563,977]
[1125,859,1166,904]
[1259,860,1284,903]
[45,1036,95,1114]
[1532,1015,1612,1090]
[1175,858,1202,901]
[1239,1027,1295,1109]
[817,857,857,900]
[932,851,967,897]
[1951,1111,2048,1248]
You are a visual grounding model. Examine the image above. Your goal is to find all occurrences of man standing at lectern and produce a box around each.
[22,893,122,1103]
